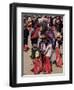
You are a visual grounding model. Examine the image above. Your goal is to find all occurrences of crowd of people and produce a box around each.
[23,14,63,74]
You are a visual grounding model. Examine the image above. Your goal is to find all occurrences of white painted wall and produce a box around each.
[0,0,74,89]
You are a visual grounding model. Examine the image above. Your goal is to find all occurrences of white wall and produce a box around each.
[0,0,74,89]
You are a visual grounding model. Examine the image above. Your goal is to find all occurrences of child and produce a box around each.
[31,48,42,74]
[30,44,40,59]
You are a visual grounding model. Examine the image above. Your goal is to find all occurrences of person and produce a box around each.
[43,41,52,74]
[32,15,38,28]
[55,32,63,67]
[55,32,63,48]
[24,26,29,51]
[31,46,42,74]
[47,16,53,29]
[30,44,40,59]
[45,28,56,49]
[55,16,63,33]
[39,35,47,65]
[31,24,40,46]
[55,41,63,67]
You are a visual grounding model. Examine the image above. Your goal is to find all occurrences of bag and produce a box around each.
[56,47,63,67]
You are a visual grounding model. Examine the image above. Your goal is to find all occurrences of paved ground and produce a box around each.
[22,37,63,75]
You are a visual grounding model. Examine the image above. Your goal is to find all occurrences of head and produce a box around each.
[56,32,62,41]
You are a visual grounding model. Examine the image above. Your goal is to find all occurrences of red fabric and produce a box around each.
[31,58,42,74]
[31,28,39,39]
[56,47,63,67]
[43,57,52,74]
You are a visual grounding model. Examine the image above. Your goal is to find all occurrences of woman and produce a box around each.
[55,32,63,67]
[43,40,52,74]
[39,35,47,65]
[31,24,40,46]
